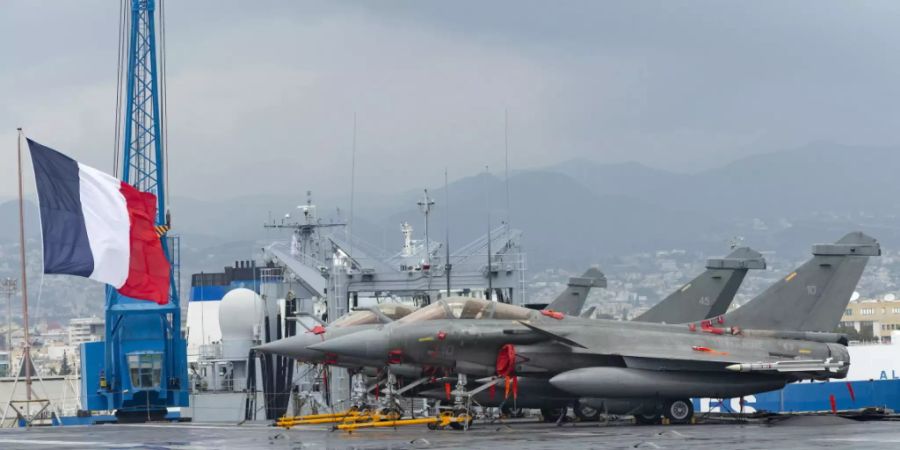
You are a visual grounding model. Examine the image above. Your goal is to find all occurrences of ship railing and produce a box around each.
[197,344,222,360]
[191,376,255,393]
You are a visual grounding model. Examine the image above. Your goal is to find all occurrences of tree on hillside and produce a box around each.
[835,324,861,341]
[59,351,71,376]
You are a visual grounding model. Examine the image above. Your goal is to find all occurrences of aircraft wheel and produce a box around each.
[383,407,403,420]
[633,413,661,425]
[574,403,600,422]
[540,407,565,423]
[663,399,693,425]
[448,415,472,430]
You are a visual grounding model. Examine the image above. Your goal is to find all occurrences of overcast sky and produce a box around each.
[3,1,900,201]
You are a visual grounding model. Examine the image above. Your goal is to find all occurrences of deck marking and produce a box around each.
[0,438,137,447]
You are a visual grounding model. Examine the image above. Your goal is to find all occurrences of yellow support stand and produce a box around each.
[278,408,474,432]
[276,408,373,428]
[276,408,407,428]
[334,412,472,432]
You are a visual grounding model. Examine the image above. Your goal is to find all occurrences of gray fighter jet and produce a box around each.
[311,232,879,424]
[413,245,766,420]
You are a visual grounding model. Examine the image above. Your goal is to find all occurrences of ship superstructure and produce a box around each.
[184,194,526,421]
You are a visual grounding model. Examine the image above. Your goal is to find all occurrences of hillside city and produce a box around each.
[1,236,899,379]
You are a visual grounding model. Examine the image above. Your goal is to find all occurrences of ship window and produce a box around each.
[331,310,378,328]
[128,353,162,390]
[845,308,853,316]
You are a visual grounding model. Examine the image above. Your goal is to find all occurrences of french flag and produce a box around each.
[28,139,170,305]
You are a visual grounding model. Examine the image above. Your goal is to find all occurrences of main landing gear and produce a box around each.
[633,398,694,425]
[663,398,694,424]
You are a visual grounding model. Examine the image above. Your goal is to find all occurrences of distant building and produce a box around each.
[841,298,900,343]
[68,316,104,345]
[0,351,8,377]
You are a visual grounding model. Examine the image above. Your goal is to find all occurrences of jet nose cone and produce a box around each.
[253,334,321,361]
[308,329,389,362]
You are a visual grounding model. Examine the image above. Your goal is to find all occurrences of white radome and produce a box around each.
[219,288,264,340]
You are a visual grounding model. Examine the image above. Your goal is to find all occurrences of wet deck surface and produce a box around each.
[0,417,898,449]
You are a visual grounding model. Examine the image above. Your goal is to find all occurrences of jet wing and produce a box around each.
[517,321,588,348]
[523,320,830,372]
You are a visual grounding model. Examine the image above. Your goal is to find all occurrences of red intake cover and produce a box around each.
[388,349,403,365]
[496,344,516,376]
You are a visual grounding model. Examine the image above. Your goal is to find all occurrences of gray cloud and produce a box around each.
[4,0,900,203]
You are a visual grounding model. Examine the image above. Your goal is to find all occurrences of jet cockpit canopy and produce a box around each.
[396,297,534,324]
[331,302,416,327]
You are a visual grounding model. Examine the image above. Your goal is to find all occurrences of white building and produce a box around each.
[68,316,104,345]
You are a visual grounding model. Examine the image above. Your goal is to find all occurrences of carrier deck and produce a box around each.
[1,417,899,449]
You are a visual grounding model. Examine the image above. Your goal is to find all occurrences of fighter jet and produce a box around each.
[413,245,766,420]
[310,232,879,424]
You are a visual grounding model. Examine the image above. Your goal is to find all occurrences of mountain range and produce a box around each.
[3,142,900,274]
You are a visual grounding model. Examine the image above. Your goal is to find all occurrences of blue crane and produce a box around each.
[80,0,188,421]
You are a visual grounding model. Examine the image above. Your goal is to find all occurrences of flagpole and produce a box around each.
[16,128,32,408]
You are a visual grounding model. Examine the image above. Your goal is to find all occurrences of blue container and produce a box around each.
[694,378,900,413]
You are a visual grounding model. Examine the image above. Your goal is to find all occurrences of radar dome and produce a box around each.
[850,291,861,302]
[219,288,264,340]
[885,293,896,302]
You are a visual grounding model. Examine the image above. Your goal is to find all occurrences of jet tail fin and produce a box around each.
[545,267,606,316]
[580,306,597,318]
[634,246,766,324]
[721,232,880,332]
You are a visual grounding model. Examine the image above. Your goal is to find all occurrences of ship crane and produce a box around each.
[79,0,188,422]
